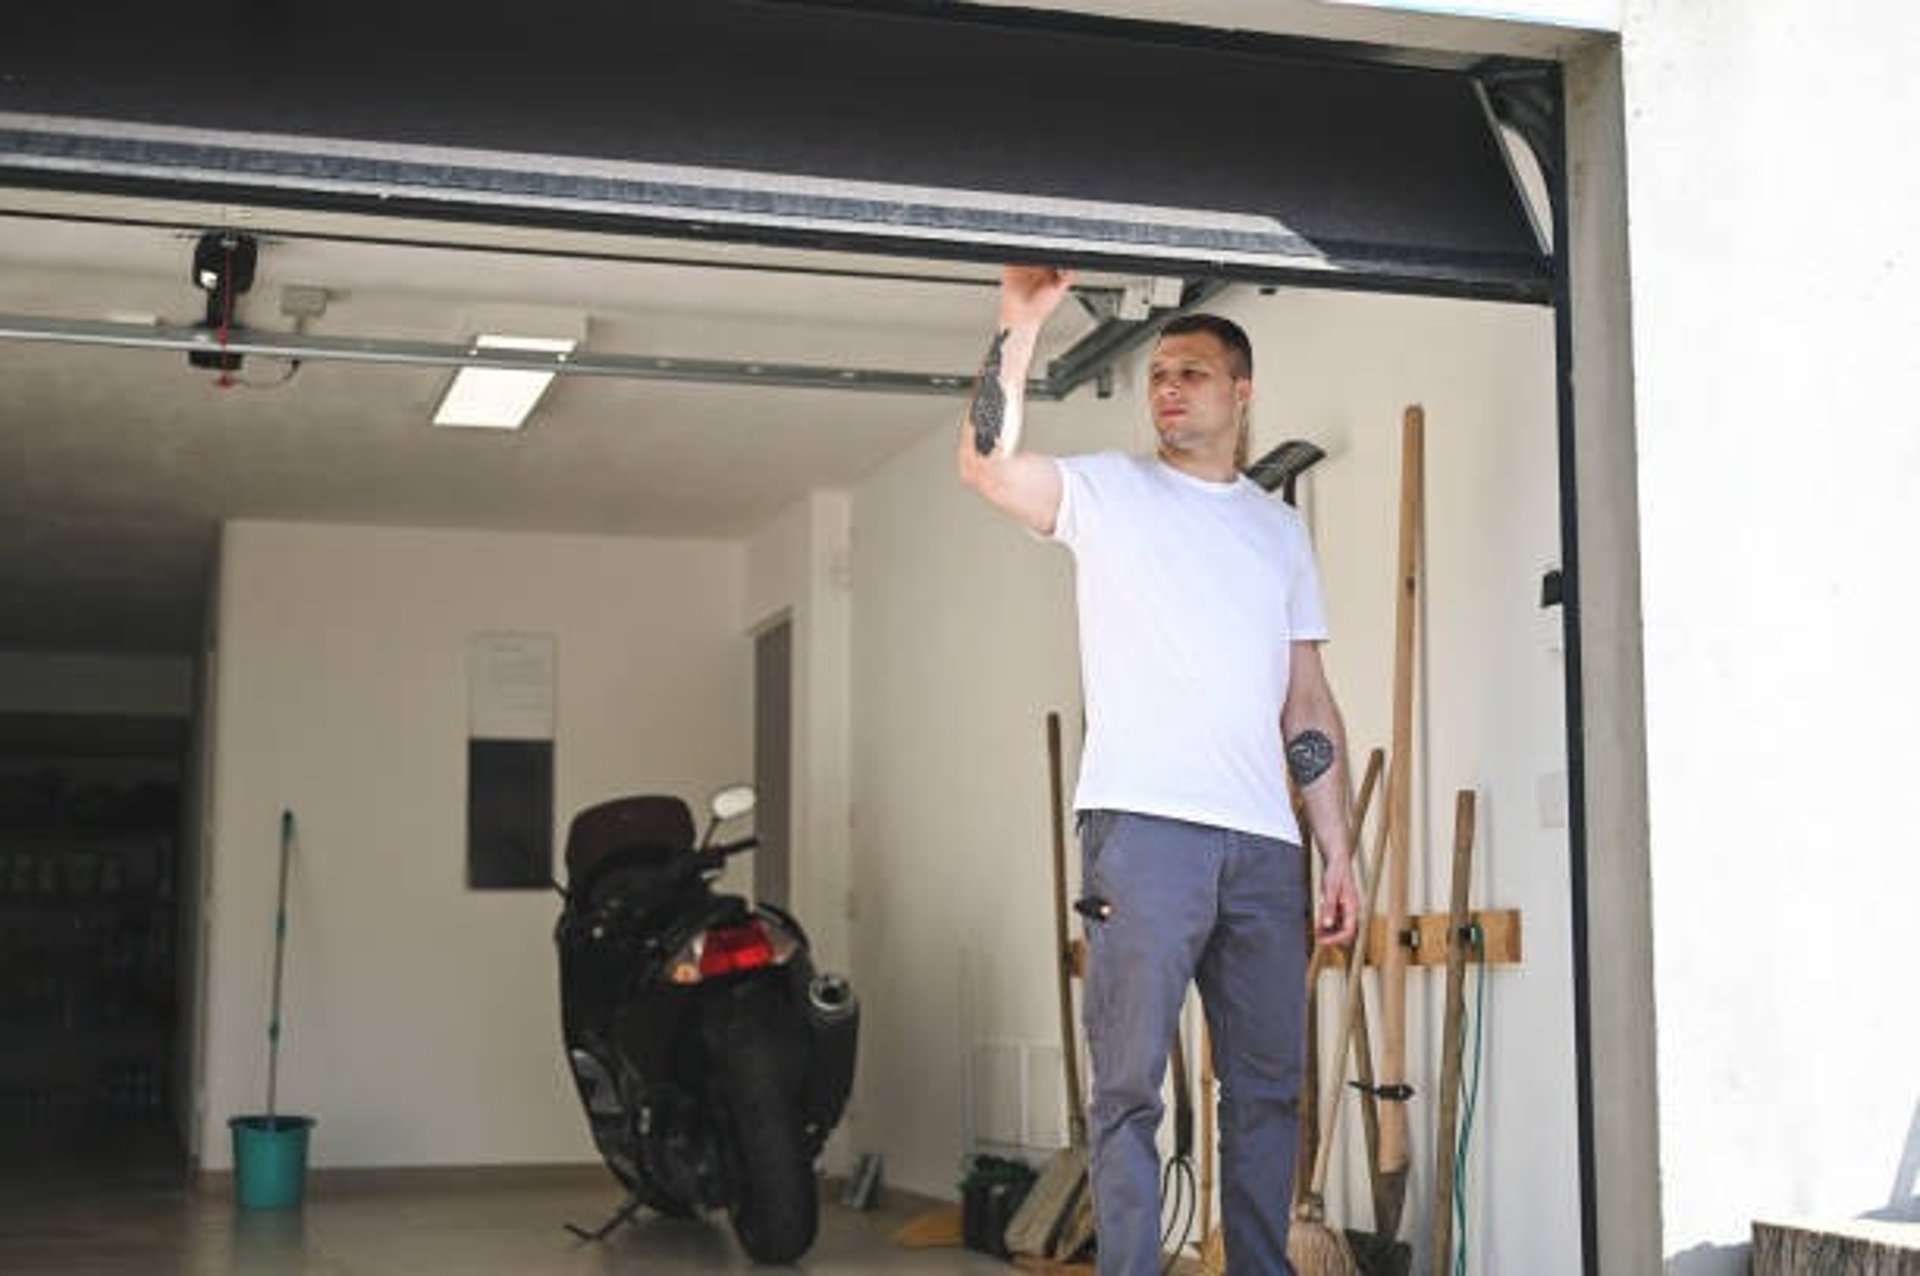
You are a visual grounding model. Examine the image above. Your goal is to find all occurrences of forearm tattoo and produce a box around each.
[1286,729,1336,787]
[969,329,1011,456]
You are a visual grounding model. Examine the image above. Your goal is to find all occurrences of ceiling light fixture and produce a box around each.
[432,334,577,430]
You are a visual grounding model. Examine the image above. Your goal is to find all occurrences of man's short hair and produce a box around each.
[1158,313,1253,380]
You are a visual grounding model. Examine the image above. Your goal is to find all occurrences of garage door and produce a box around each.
[0,0,1549,301]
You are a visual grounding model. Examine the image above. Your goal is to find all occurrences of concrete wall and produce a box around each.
[1617,2,1920,1268]
[846,283,1572,1272]
[198,520,747,1168]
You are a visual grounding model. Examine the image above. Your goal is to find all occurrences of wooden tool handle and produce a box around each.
[1306,760,1394,1199]
[1200,1022,1216,1242]
[1297,749,1381,1203]
[1381,405,1424,1179]
[1047,712,1087,1145]
[1429,791,1477,1275]
[1343,751,1390,1223]
[1296,855,1321,1205]
[1351,750,1385,856]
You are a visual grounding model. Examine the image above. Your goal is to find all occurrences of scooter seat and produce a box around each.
[566,795,696,882]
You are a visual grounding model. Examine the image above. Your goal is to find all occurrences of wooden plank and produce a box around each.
[1752,1219,1920,1275]
[1358,908,1523,969]
[1430,791,1476,1276]
[1378,406,1424,1238]
[1065,903,1521,975]
[1092,910,1520,973]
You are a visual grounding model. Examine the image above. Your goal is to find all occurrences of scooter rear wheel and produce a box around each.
[724,1039,819,1263]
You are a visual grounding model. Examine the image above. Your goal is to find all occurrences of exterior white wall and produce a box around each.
[199,520,746,1168]
[1617,3,1920,1269]
[848,285,1570,1272]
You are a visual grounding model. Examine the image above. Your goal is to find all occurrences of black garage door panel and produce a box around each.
[0,1,1549,298]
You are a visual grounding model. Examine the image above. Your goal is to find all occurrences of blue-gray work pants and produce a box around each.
[1078,810,1309,1276]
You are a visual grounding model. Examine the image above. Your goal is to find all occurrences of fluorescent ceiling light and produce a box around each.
[432,334,577,429]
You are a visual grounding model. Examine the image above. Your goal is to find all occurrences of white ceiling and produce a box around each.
[0,193,1116,654]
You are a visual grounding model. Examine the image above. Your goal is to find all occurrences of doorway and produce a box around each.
[0,714,188,1189]
[0,6,1636,1269]
[753,617,794,911]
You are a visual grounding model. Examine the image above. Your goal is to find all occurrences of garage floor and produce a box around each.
[0,1164,1015,1275]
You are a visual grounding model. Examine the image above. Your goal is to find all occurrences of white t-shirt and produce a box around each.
[1050,452,1329,842]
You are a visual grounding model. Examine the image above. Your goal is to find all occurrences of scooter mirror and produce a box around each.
[710,784,757,824]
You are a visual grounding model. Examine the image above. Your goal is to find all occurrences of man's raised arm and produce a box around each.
[956,266,1074,534]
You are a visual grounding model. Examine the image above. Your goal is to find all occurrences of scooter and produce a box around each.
[553,784,858,1263]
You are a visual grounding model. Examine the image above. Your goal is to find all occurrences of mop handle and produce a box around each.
[266,809,294,1121]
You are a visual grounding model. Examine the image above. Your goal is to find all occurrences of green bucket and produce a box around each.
[229,1114,315,1209]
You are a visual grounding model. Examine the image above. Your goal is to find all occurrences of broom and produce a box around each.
[1288,764,1392,1275]
[1202,750,1385,1276]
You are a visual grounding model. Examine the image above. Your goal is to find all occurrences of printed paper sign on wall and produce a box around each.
[467,633,555,889]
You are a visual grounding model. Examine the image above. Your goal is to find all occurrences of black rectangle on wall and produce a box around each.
[467,739,553,890]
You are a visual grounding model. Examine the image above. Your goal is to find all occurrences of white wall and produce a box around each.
[849,379,1097,1199]
[1618,3,1920,1268]
[743,489,859,1171]
[1267,289,1573,1272]
[848,284,1570,1272]
[743,490,855,975]
[199,520,747,1168]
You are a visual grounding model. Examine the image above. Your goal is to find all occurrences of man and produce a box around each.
[958,265,1360,1276]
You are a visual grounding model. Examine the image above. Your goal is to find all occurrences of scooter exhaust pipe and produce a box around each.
[798,971,860,1140]
[806,972,858,1025]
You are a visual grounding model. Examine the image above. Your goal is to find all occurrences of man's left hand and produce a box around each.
[1315,854,1361,947]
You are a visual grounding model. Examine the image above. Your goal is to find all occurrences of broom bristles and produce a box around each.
[1288,1192,1358,1276]
[1286,1217,1358,1276]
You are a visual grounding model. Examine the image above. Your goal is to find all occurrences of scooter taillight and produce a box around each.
[695,922,776,979]
[667,915,799,984]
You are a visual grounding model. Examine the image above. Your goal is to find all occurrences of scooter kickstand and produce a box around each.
[565,1192,645,1242]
